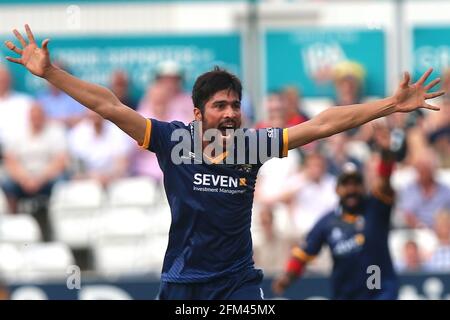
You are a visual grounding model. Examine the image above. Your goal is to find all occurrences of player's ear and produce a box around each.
[194,107,202,121]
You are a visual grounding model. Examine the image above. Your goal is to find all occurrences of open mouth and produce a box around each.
[343,193,362,208]
[218,123,237,136]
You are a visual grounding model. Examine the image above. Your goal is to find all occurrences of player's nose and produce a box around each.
[221,105,236,119]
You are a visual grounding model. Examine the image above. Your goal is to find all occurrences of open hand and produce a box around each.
[394,68,444,113]
[4,24,52,78]
[272,274,291,296]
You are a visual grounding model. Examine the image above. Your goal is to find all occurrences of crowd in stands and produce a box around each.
[0,59,449,280]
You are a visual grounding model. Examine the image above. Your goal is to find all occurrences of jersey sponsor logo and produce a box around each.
[194,173,239,188]
[193,173,247,194]
[333,233,365,256]
[172,122,282,165]
[331,227,344,241]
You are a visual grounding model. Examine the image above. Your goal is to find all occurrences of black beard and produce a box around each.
[340,194,366,215]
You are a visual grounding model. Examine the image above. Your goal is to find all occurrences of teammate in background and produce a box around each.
[272,127,400,299]
[4,25,443,300]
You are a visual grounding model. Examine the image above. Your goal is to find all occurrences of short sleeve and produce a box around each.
[254,127,288,165]
[140,119,183,155]
[300,217,328,259]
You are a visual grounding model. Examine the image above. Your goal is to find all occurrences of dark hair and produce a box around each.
[192,66,242,113]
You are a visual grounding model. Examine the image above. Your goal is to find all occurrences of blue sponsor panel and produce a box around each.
[264,28,386,98]
[1,33,241,101]
[7,273,450,300]
[413,26,450,82]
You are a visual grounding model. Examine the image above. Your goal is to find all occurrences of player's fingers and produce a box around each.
[13,29,27,47]
[41,38,50,52]
[425,90,445,100]
[4,41,22,55]
[25,24,36,44]
[424,78,441,91]
[5,56,22,64]
[423,102,440,111]
[400,71,410,88]
[416,67,433,85]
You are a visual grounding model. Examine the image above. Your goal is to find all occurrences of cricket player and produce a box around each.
[4,25,443,299]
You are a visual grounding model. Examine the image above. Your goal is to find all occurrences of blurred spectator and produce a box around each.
[255,92,287,129]
[397,150,450,228]
[332,60,372,142]
[138,60,193,124]
[322,132,362,176]
[240,93,255,127]
[255,93,301,225]
[333,60,365,107]
[253,208,292,276]
[109,70,136,110]
[425,69,450,168]
[130,61,193,182]
[425,209,450,272]
[395,240,424,273]
[263,152,338,238]
[0,64,32,154]
[1,103,68,213]
[280,86,309,127]
[427,106,450,169]
[68,110,133,187]
[37,62,86,129]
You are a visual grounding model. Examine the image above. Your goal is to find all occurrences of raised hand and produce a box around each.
[394,68,445,112]
[4,24,52,78]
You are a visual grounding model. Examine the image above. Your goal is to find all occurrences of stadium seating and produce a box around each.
[50,208,102,249]
[0,243,24,280]
[0,213,42,245]
[20,242,75,280]
[92,207,167,275]
[106,177,157,209]
[48,180,105,248]
[0,242,75,281]
[49,180,105,211]
[389,228,439,266]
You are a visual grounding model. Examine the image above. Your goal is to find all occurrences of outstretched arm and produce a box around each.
[4,25,146,146]
[287,68,444,149]
[272,246,314,296]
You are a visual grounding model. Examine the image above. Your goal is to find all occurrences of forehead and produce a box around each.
[207,89,240,104]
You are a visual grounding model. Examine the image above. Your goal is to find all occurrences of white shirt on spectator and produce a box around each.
[5,122,67,177]
[68,120,133,175]
[289,173,339,235]
[425,245,450,272]
[0,92,32,145]
[257,149,301,199]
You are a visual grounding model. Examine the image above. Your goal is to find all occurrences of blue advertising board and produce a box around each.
[7,273,450,300]
[1,33,241,100]
[413,26,450,81]
[264,28,386,97]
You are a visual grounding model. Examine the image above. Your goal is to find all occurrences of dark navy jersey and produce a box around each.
[294,195,398,299]
[145,119,288,283]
